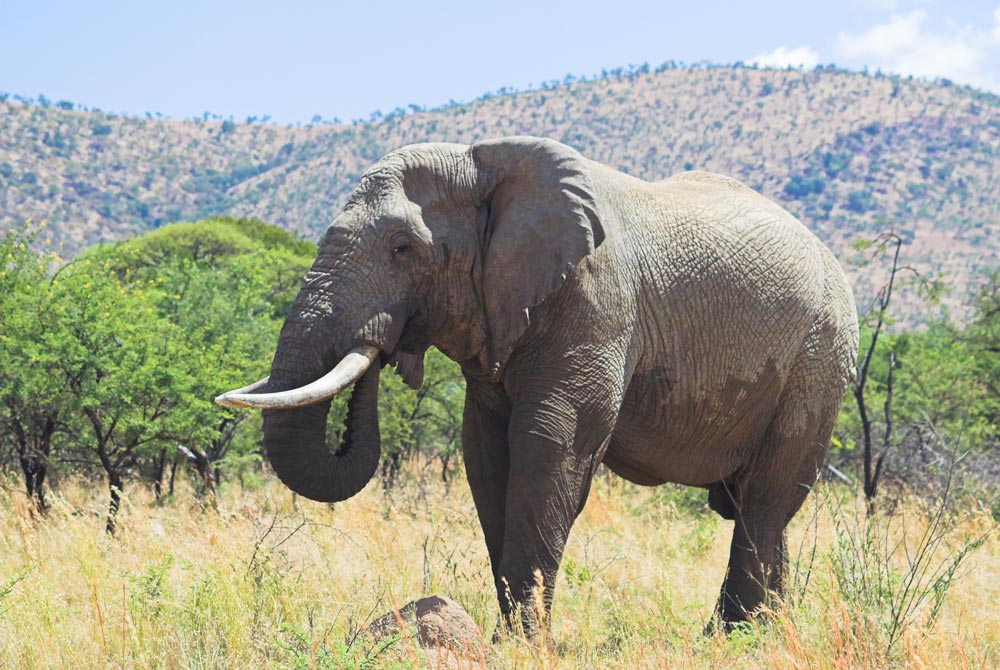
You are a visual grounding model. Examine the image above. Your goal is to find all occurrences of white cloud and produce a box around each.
[750,46,821,70]
[836,10,926,61]
[834,8,1000,92]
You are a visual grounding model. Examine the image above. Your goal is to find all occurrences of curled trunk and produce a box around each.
[262,364,381,502]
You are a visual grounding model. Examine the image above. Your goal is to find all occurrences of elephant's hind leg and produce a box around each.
[717,395,838,625]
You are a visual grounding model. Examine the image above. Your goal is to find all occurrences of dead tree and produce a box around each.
[851,231,934,515]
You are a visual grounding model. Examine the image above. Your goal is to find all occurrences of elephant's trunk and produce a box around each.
[244,298,384,502]
[260,362,381,503]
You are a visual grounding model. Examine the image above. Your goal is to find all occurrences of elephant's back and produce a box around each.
[646,169,834,302]
[645,173,831,336]
[656,170,756,193]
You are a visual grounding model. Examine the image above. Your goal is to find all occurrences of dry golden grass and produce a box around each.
[0,470,995,669]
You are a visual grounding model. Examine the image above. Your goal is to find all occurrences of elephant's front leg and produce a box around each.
[496,387,620,636]
[462,378,512,584]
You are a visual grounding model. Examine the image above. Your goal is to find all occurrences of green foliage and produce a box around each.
[844,189,875,213]
[834,319,998,460]
[638,482,711,521]
[822,150,852,178]
[272,619,390,669]
[677,513,720,558]
[0,217,469,522]
[0,222,66,509]
[39,246,220,523]
[107,217,314,320]
[0,219,317,524]
[783,174,825,199]
[964,270,1000,434]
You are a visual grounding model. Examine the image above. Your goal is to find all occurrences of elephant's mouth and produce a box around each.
[215,344,380,409]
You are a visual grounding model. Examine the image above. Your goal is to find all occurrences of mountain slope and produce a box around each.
[2,65,998,320]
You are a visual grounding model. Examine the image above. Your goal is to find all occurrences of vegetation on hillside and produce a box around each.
[2,64,998,320]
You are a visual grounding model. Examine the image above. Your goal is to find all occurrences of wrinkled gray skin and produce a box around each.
[256,137,859,633]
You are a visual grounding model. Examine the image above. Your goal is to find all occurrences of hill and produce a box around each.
[2,65,998,320]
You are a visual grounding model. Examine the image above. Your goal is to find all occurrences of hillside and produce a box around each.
[2,65,998,320]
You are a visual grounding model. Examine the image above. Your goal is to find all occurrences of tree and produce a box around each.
[0,223,64,512]
[0,218,318,526]
[962,270,1000,438]
[105,218,316,493]
[375,349,465,490]
[848,231,943,513]
[46,254,216,533]
[0,216,471,523]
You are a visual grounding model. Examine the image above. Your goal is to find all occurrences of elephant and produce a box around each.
[217,136,859,633]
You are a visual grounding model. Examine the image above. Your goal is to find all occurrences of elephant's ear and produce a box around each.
[473,137,604,372]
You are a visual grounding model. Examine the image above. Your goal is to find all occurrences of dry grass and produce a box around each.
[0,470,995,669]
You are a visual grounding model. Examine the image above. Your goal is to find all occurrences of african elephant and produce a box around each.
[217,136,859,633]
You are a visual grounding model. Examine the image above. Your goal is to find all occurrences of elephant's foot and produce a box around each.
[492,587,554,644]
[494,606,547,640]
[491,613,554,648]
[703,604,776,638]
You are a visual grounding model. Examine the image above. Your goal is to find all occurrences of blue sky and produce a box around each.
[2,0,998,124]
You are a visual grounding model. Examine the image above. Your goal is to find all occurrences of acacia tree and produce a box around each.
[966,271,1000,420]
[0,218,316,524]
[0,223,64,512]
[104,218,315,493]
[1,216,472,519]
[47,254,217,533]
[109,218,471,495]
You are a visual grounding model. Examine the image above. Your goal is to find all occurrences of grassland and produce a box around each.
[0,469,995,669]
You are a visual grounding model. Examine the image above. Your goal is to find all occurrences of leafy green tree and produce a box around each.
[0,215,469,519]
[374,349,465,489]
[963,270,1000,439]
[46,254,217,532]
[0,218,318,523]
[121,217,468,493]
[0,223,64,512]
[100,218,315,493]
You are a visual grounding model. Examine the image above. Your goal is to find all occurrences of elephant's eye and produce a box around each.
[391,234,412,257]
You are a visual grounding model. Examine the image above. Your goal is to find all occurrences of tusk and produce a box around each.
[214,345,379,409]
[223,376,270,396]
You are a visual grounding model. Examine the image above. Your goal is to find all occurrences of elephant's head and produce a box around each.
[216,137,604,502]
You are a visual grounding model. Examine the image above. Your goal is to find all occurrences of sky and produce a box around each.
[2,0,999,125]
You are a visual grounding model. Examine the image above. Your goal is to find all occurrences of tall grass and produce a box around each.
[0,469,995,669]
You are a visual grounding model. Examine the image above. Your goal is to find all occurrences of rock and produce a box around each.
[367,595,485,666]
